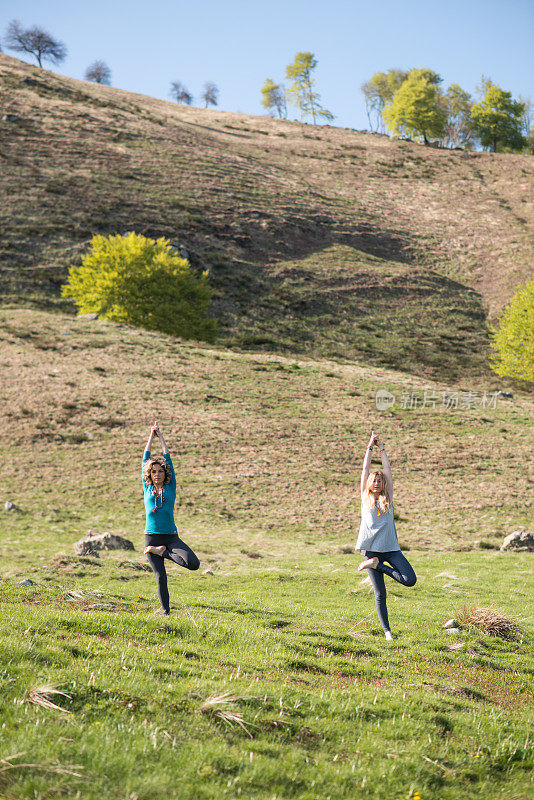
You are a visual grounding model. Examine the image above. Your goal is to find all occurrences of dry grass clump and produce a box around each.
[197,692,252,737]
[27,685,71,713]
[455,603,521,641]
[0,752,83,777]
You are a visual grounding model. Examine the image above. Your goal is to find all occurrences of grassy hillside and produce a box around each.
[1,54,533,383]
[1,309,532,552]
[1,53,533,800]
[0,306,532,797]
[0,307,532,800]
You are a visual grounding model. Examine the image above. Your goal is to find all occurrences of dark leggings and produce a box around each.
[145,533,200,613]
[363,550,416,633]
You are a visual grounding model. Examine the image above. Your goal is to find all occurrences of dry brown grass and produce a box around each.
[26,685,71,713]
[0,308,532,554]
[0,753,83,777]
[197,692,252,737]
[1,51,533,336]
[455,602,522,640]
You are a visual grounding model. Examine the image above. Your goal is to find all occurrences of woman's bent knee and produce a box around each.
[188,555,200,571]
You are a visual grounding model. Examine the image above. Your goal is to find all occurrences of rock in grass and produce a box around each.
[64,590,86,600]
[443,618,460,629]
[77,313,99,320]
[500,530,534,552]
[74,531,134,556]
[19,578,34,586]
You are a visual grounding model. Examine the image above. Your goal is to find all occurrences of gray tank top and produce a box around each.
[356,498,399,552]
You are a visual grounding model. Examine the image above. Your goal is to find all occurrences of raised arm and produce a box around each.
[144,424,157,455]
[155,424,169,455]
[376,435,393,498]
[360,430,378,496]
[154,422,175,487]
[142,423,158,482]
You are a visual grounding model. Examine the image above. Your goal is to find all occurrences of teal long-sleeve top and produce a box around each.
[142,450,177,534]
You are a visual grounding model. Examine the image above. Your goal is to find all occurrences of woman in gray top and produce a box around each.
[355,430,416,640]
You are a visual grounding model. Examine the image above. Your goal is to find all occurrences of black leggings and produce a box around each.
[363,550,416,633]
[145,533,200,613]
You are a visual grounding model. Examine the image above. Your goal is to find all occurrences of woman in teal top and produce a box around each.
[355,430,416,640]
[142,421,199,614]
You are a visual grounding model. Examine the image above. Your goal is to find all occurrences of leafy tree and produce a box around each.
[361,69,407,132]
[444,83,474,148]
[470,84,525,152]
[201,82,218,108]
[285,51,333,124]
[490,279,534,382]
[85,60,111,85]
[170,81,193,104]
[62,232,217,342]
[526,124,534,155]
[383,68,446,144]
[5,19,66,68]
[261,78,287,118]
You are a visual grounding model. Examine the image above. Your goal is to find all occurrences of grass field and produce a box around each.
[0,552,532,800]
[0,309,532,799]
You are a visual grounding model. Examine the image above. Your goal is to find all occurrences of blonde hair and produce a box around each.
[362,470,392,514]
[143,456,172,486]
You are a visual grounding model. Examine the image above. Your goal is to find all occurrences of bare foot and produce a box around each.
[144,545,166,556]
[358,556,379,572]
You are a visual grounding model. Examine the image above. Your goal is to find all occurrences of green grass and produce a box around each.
[0,552,532,799]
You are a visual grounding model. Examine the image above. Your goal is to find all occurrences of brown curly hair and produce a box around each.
[143,456,172,486]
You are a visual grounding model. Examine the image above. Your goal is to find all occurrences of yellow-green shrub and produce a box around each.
[490,278,534,382]
[62,232,217,341]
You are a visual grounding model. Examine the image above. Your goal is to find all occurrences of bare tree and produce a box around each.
[170,81,193,105]
[201,82,218,109]
[5,19,67,68]
[85,60,111,85]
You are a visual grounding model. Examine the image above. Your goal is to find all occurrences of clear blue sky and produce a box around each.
[2,0,533,129]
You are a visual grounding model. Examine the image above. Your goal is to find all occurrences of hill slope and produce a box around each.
[0,307,532,799]
[1,58,533,800]
[1,54,533,382]
[1,308,532,551]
